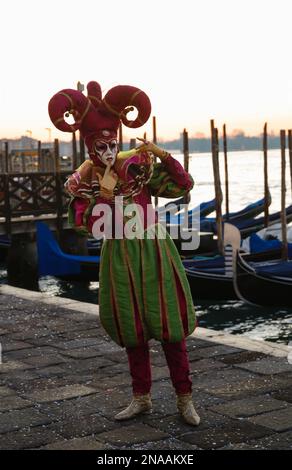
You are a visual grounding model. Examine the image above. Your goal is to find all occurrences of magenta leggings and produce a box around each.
[126,339,192,395]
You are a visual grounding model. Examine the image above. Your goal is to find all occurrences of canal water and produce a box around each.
[1,150,291,345]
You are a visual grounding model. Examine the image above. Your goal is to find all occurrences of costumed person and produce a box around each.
[48,81,200,426]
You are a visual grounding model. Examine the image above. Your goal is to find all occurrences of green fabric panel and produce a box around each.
[123,239,149,342]
[139,236,163,340]
[164,231,196,334]
[157,236,184,342]
[98,240,121,346]
[109,239,139,347]
[148,163,194,198]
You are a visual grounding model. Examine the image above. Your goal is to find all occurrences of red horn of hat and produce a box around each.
[101,85,151,128]
[48,82,151,157]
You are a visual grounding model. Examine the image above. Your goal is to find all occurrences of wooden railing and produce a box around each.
[0,171,72,234]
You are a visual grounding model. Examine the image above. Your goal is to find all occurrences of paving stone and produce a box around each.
[40,437,113,450]
[205,374,292,399]
[222,431,292,450]
[97,423,169,446]
[0,408,52,434]
[219,350,267,365]
[2,370,40,385]
[247,405,292,431]
[193,367,257,391]
[129,438,199,450]
[2,341,33,352]
[145,409,229,436]
[24,384,97,403]
[0,396,33,412]
[236,358,292,375]
[190,358,228,372]
[59,348,103,360]
[50,413,118,439]
[54,338,101,350]
[0,425,63,450]
[186,338,219,349]
[58,357,115,374]
[271,388,292,404]
[239,431,292,450]
[180,420,272,450]
[0,360,34,373]
[35,366,68,378]
[5,346,60,360]
[21,354,66,368]
[191,345,243,359]
[38,393,109,421]
[0,386,15,397]
[209,396,289,418]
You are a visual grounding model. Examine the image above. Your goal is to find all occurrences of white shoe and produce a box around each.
[114,394,152,421]
[177,393,200,426]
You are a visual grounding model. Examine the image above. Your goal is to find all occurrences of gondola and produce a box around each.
[183,223,292,301]
[36,222,100,281]
[200,204,292,238]
[233,250,292,307]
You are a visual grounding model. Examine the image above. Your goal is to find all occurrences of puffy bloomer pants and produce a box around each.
[126,339,192,395]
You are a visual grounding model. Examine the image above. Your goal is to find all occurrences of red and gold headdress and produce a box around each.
[48,81,151,163]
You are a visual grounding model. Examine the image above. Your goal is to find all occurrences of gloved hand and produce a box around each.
[136,138,170,161]
[97,164,119,199]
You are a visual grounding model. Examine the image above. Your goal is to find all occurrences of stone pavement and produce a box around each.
[0,289,292,450]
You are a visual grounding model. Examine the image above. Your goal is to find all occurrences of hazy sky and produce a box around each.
[1,0,292,142]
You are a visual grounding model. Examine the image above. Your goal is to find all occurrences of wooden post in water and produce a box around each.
[54,138,63,233]
[280,130,288,260]
[3,142,11,234]
[210,120,223,254]
[72,132,77,170]
[77,81,86,164]
[37,141,41,172]
[183,129,191,208]
[183,128,189,173]
[223,124,229,219]
[152,116,158,207]
[118,122,123,151]
[129,138,136,149]
[4,142,9,173]
[263,123,269,227]
[288,130,292,200]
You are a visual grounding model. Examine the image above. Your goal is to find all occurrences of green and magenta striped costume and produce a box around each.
[68,153,196,348]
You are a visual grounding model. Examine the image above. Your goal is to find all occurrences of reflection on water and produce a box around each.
[38,276,99,303]
[196,300,292,344]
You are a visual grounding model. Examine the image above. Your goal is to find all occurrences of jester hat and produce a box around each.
[48,81,151,161]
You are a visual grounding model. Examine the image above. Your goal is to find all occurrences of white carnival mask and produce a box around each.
[94,138,118,167]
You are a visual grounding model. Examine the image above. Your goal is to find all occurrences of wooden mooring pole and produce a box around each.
[72,132,77,170]
[4,141,9,173]
[280,130,288,260]
[263,123,269,227]
[152,116,158,208]
[223,124,229,219]
[54,138,63,234]
[119,122,123,151]
[37,140,42,172]
[77,81,86,164]
[210,120,223,254]
[183,128,191,207]
[288,129,292,200]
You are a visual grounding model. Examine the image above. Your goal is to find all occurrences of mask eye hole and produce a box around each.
[95,143,107,153]
[110,141,117,151]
